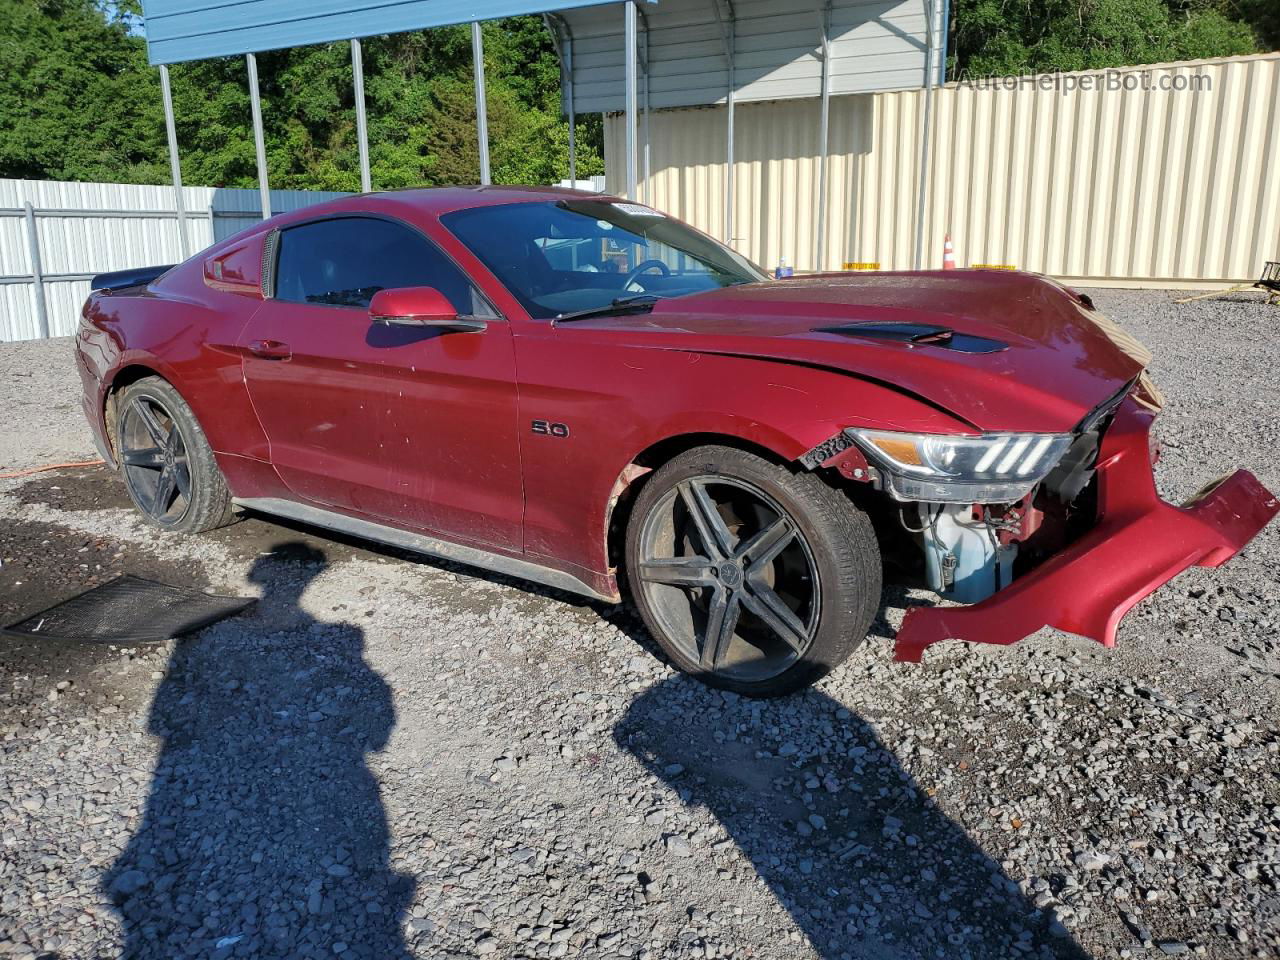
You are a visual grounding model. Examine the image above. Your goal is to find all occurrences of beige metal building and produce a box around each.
[604,52,1280,288]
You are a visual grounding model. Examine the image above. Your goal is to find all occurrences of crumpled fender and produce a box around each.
[894,397,1280,662]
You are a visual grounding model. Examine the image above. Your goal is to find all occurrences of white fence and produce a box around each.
[558,176,608,192]
[0,179,348,342]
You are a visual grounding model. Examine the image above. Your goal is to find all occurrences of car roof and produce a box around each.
[287,185,617,223]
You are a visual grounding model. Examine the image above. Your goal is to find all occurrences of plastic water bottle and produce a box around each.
[774,256,794,279]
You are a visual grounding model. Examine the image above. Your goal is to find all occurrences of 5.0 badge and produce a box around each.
[531,419,570,438]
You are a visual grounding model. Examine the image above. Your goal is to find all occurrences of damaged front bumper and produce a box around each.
[894,397,1279,662]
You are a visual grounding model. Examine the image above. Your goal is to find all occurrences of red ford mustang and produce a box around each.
[75,187,1278,696]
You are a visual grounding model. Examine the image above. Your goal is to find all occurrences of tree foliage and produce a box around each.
[0,0,603,189]
[0,0,167,182]
[0,0,1270,189]
[949,0,1266,76]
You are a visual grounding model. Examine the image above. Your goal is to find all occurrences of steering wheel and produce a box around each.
[623,258,671,292]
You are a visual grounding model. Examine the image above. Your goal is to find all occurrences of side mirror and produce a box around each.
[368,286,486,332]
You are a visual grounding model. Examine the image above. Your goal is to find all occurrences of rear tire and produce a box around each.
[115,377,236,534]
[625,445,882,698]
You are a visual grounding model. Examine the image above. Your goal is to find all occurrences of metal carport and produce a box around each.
[139,0,944,265]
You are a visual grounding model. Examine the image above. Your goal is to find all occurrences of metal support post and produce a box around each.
[158,64,189,258]
[472,21,491,185]
[351,39,372,193]
[566,33,576,183]
[712,1,737,246]
[816,1,832,272]
[246,53,271,219]
[624,1,639,200]
[638,8,652,203]
[913,0,939,270]
[23,202,49,339]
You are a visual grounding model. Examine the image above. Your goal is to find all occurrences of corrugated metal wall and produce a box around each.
[0,180,347,342]
[606,52,1280,287]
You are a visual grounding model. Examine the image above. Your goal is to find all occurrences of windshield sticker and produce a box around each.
[611,202,665,218]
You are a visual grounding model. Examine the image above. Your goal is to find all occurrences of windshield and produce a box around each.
[441,199,767,319]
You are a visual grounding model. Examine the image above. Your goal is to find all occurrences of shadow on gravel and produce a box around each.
[103,543,414,959]
[616,676,1094,960]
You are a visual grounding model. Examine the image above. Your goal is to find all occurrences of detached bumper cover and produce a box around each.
[895,398,1279,662]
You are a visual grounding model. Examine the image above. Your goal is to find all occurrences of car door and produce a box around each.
[238,214,523,551]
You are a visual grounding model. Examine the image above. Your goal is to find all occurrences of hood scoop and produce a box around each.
[815,322,1007,354]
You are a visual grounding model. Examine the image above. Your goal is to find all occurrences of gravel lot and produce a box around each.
[1,288,1278,960]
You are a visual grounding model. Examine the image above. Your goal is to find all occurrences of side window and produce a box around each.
[273,216,478,313]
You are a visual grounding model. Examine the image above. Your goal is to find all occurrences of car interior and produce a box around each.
[443,200,765,318]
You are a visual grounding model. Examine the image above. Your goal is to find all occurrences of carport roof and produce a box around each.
[140,0,629,65]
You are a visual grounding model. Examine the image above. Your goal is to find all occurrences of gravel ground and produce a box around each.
[1,288,1278,960]
[0,338,92,474]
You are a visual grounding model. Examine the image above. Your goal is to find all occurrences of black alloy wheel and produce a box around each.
[635,476,821,681]
[120,394,191,525]
[115,377,236,534]
[626,446,881,697]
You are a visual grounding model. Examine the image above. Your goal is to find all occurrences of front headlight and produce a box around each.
[846,428,1073,503]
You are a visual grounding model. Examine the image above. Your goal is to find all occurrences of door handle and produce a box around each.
[248,339,291,360]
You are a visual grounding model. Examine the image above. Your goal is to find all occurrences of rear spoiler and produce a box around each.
[90,264,175,293]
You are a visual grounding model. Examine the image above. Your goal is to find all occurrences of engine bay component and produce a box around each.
[917,504,1017,604]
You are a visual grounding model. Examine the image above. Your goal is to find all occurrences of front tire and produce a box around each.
[625,445,882,698]
[115,377,236,534]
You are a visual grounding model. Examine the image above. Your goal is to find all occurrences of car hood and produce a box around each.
[570,271,1148,433]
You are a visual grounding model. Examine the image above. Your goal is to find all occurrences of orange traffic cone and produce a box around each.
[942,234,957,270]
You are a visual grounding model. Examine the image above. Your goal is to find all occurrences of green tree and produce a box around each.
[163,18,604,192]
[949,0,1264,76]
[0,1,602,189]
[0,0,166,182]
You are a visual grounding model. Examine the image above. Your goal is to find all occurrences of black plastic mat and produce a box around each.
[2,575,255,643]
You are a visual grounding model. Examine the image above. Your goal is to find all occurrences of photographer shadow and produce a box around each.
[103,543,413,959]
[615,675,1093,960]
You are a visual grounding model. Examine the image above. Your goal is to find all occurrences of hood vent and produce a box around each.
[815,322,1007,354]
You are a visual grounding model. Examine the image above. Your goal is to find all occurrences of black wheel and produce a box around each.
[115,377,236,534]
[625,446,882,698]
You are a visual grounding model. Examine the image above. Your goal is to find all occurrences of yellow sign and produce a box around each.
[971,263,1018,270]
[842,262,880,270]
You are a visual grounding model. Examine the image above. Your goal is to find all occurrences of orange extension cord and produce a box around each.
[0,459,104,480]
